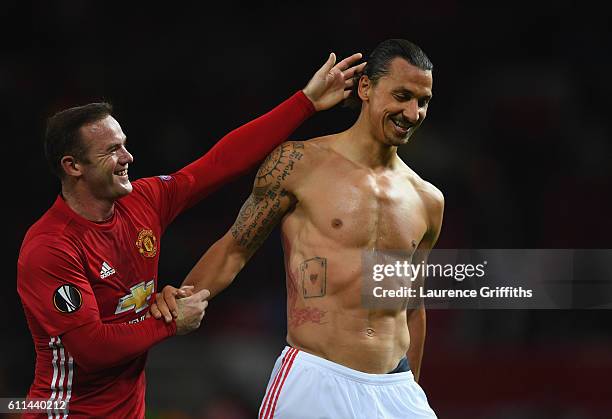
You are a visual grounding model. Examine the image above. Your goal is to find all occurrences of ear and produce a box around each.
[358,75,371,102]
[60,155,83,178]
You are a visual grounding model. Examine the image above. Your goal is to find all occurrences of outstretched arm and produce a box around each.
[407,185,444,382]
[151,142,307,320]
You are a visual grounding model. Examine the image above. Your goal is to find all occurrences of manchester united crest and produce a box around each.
[136,229,157,258]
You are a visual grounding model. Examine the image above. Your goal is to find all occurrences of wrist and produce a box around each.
[300,89,318,112]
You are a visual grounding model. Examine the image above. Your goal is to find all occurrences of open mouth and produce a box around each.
[390,116,413,134]
[114,169,128,177]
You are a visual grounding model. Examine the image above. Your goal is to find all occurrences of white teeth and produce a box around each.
[392,119,409,129]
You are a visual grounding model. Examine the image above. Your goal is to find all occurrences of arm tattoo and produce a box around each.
[300,257,327,298]
[231,142,304,252]
[255,142,304,189]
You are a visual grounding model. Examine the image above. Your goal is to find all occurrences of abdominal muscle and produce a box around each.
[284,245,411,374]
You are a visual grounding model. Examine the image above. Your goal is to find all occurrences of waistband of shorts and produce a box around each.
[282,346,414,385]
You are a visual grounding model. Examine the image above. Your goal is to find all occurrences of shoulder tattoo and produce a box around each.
[231,142,304,251]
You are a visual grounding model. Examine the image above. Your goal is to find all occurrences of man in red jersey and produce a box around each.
[16,52,365,418]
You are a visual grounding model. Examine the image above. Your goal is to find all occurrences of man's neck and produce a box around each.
[61,185,115,222]
[335,116,399,170]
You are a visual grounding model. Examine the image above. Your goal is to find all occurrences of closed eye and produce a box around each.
[418,97,431,107]
[393,93,411,102]
[107,138,128,153]
[393,92,431,108]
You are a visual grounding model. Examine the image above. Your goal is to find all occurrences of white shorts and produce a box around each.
[258,346,437,419]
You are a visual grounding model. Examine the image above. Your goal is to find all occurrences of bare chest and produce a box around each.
[290,169,428,250]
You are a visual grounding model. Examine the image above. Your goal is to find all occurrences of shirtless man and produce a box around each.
[154,39,442,418]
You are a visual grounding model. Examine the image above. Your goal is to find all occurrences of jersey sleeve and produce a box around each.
[132,90,315,229]
[130,172,196,232]
[17,238,100,337]
[17,236,177,368]
[61,316,175,373]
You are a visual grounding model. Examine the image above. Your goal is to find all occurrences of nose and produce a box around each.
[119,146,134,164]
[402,99,420,124]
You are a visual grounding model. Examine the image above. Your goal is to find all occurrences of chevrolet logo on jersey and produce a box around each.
[115,280,155,314]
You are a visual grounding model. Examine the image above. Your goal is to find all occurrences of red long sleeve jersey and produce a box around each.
[18,178,184,418]
[17,91,315,418]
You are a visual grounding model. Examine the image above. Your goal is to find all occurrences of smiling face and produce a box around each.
[76,115,134,201]
[359,57,433,146]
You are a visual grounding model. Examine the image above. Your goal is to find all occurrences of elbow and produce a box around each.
[61,326,127,374]
[68,346,137,374]
[209,249,247,295]
[183,229,251,296]
[224,252,248,283]
[67,350,106,374]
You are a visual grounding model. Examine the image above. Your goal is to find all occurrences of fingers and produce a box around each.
[193,288,211,302]
[154,293,173,323]
[177,285,194,298]
[343,61,367,80]
[319,52,336,75]
[327,66,342,82]
[334,52,363,71]
[150,301,162,319]
[173,294,210,335]
[329,52,337,65]
[162,286,180,320]
[193,300,209,328]
[151,294,172,323]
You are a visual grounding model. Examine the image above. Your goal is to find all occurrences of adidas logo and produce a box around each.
[100,261,116,279]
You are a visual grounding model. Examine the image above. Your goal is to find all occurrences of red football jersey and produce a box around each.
[16,91,315,418]
[17,172,195,418]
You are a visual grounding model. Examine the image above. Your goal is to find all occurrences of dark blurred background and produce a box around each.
[3,1,612,418]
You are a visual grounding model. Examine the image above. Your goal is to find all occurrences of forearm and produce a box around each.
[406,305,426,382]
[61,317,176,373]
[180,91,315,204]
[183,231,248,298]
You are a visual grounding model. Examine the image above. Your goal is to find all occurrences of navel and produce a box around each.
[331,218,343,229]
